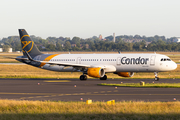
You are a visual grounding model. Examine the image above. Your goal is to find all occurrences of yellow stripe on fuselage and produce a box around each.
[39,54,59,68]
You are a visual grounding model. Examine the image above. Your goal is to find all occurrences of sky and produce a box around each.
[0,0,180,39]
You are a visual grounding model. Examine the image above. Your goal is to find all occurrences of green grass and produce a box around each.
[98,83,180,88]
[0,100,180,120]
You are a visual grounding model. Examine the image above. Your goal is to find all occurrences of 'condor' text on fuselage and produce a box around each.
[121,57,149,65]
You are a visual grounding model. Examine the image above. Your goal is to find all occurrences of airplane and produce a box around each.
[16,29,177,81]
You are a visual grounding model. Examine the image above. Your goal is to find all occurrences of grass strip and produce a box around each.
[0,61,20,63]
[0,100,180,120]
[98,83,180,88]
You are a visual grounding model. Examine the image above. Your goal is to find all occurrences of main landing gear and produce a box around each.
[154,72,159,81]
[79,74,108,80]
[100,75,107,80]
[80,75,87,80]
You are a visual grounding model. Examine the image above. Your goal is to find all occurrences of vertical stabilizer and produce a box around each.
[19,29,42,56]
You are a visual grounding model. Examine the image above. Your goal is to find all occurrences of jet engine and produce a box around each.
[115,72,134,77]
[87,67,105,78]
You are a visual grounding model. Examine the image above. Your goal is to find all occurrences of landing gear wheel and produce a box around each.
[100,75,107,80]
[80,75,87,81]
[154,77,159,81]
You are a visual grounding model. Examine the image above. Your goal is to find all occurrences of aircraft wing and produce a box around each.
[39,61,116,73]
[39,61,116,72]
[40,61,91,68]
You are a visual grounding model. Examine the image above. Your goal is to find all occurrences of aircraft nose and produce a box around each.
[172,62,177,70]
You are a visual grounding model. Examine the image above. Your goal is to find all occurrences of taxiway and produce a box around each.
[0,78,179,102]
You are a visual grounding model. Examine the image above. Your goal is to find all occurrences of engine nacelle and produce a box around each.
[115,72,134,77]
[87,67,105,78]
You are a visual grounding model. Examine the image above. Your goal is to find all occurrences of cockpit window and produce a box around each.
[167,58,171,61]
[161,58,171,61]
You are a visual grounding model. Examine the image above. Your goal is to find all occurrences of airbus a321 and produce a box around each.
[16,29,177,81]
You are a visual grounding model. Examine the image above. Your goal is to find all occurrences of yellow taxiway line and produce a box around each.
[44,80,71,82]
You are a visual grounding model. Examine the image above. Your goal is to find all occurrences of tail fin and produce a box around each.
[19,29,42,56]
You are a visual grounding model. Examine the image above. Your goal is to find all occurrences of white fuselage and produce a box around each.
[35,53,177,73]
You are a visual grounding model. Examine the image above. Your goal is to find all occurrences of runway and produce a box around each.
[0,78,180,102]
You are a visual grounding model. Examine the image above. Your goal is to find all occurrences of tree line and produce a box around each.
[0,34,179,52]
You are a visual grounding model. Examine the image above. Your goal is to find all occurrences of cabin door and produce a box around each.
[77,57,81,64]
[117,57,121,65]
[150,55,156,66]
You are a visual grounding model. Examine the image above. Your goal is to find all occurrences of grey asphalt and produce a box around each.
[0,78,180,102]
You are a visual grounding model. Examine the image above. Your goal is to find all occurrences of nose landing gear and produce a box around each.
[154,72,159,81]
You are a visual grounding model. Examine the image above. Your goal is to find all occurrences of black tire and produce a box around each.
[80,75,87,81]
[84,75,87,80]
[100,75,107,80]
[80,75,84,80]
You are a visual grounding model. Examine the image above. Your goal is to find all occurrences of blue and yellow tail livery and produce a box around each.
[19,29,42,56]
